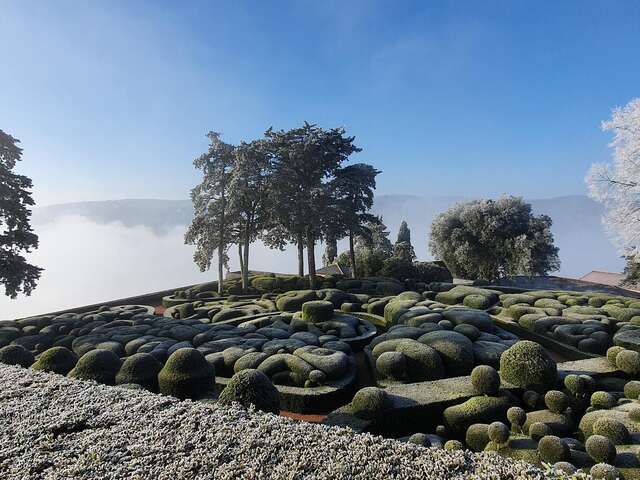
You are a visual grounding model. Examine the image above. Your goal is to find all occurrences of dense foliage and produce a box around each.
[429,197,560,281]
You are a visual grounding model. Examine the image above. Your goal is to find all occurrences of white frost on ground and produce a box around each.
[0,365,554,479]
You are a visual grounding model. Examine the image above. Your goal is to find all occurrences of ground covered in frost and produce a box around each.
[0,365,555,479]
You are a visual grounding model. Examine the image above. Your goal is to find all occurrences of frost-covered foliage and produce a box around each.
[429,197,560,280]
[587,98,640,280]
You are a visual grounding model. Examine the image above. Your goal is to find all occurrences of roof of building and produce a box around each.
[580,270,625,287]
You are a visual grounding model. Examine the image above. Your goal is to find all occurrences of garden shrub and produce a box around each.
[68,349,121,385]
[351,387,389,420]
[218,369,280,414]
[31,346,77,375]
[499,341,557,391]
[471,365,500,396]
[115,353,162,391]
[0,345,34,368]
[301,301,334,323]
[537,435,569,464]
[585,434,617,463]
[158,348,215,399]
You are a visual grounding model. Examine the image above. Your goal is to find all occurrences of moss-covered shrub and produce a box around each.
[585,434,617,463]
[301,300,334,323]
[529,421,552,441]
[564,374,595,398]
[351,387,389,420]
[624,380,640,400]
[465,423,490,452]
[31,347,77,375]
[276,290,318,312]
[590,463,621,480]
[376,351,406,380]
[544,390,569,414]
[592,417,629,445]
[537,435,569,464]
[591,391,617,410]
[68,349,121,385]
[407,433,431,447]
[606,346,625,366]
[115,353,162,391]
[630,405,640,422]
[507,406,526,432]
[0,345,34,368]
[523,390,541,410]
[463,294,492,310]
[158,348,215,399]
[218,369,280,414]
[499,341,557,391]
[552,462,576,475]
[419,330,474,376]
[471,365,500,396]
[616,349,640,376]
[443,395,513,435]
[444,440,464,450]
[487,421,510,445]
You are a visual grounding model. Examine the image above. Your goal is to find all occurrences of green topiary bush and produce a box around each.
[487,421,510,445]
[463,294,492,310]
[507,406,526,433]
[68,349,121,385]
[351,387,389,420]
[592,417,630,445]
[537,435,569,464]
[591,391,617,410]
[444,440,464,451]
[301,300,334,323]
[115,353,162,391]
[590,463,621,480]
[624,380,640,400]
[31,347,77,375]
[606,346,625,366]
[616,349,640,376]
[218,369,280,414]
[499,341,557,391]
[629,405,640,422]
[158,348,215,399]
[529,421,552,441]
[407,433,431,447]
[544,390,569,414]
[465,423,490,452]
[585,434,617,464]
[275,290,318,312]
[0,345,34,368]
[471,365,500,396]
[551,462,576,475]
[376,351,406,381]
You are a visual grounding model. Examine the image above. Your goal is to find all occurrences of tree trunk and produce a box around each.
[238,243,245,293]
[296,230,304,277]
[243,235,250,294]
[348,229,357,279]
[217,245,224,295]
[306,226,317,289]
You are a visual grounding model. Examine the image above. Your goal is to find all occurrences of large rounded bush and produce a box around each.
[218,369,280,414]
[351,387,389,420]
[544,390,569,414]
[0,345,34,368]
[537,435,569,464]
[499,341,557,391]
[487,421,509,445]
[590,463,621,480]
[586,435,617,463]
[593,417,629,445]
[115,353,162,391]
[507,406,526,432]
[301,301,334,323]
[616,349,640,376]
[471,365,500,396]
[31,347,77,375]
[158,348,215,399]
[68,349,121,385]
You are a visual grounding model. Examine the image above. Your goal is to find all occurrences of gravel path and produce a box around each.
[0,365,554,479]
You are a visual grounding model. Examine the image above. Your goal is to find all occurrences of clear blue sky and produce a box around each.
[1,0,639,206]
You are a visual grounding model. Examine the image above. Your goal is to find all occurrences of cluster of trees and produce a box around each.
[429,196,560,281]
[587,97,640,286]
[185,123,380,293]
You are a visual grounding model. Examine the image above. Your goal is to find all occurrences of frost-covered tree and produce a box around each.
[586,98,640,283]
[0,129,42,298]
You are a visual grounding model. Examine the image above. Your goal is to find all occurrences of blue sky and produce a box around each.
[1,0,639,206]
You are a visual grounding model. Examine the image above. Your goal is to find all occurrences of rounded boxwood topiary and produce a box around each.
[471,365,500,396]
[407,433,431,447]
[523,390,541,410]
[590,463,621,480]
[465,423,490,452]
[586,434,617,464]
[444,440,464,451]
[624,380,640,400]
[218,369,280,414]
[351,387,389,420]
[275,290,318,312]
[68,349,121,385]
[593,417,630,445]
[376,351,406,381]
[537,435,569,464]
[31,347,77,375]
[463,294,492,310]
[616,349,640,376]
[529,421,552,441]
[301,300,334,323]
[606,346,625,366]
[544,390,569,414]
[564,373,595,397]
[0,345,34,368]
[591,391,617,410]
[629,405,640,422]
[487,421,509,445]
[507,406,526,432]
[499,341,557,391]
[158,348,215,400]
[552,462,576,475]
[115,353,162,391]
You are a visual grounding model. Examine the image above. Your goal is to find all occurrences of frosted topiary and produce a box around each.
[586,435,617,463]
[537,435,569,464]
[471,365,500,396]
[593,417,630,444]
[590,463,621,480]
[552,462,576,475]
[544,390,569,414]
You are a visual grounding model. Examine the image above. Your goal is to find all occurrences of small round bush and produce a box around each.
[565,374,590,396]
[465,423,490,452]
[218,369,280,414]
[537,435,569,464]
[529,422,552,441]
[591,391,617,410]
[68,349,121,385]
[158,348,215,399]
[0,345,34,368]
[301,300,334,323]
[624,380,640,400]
[499,341,557,391]
[115,353,162,391]
[629,405,640,421]
[351,387,389,420]
[606,346,625,366]
[471,365,500,396]
[593,417,630,444]
[544,390,569,414]
[487,421,510,445]
[590,463,621,480]
[376,351,406,380]
[616,349,640,376]
[31,347,77,375]
[407,433,431,447]
[507,406,526,431]
[523,390,541,409]
[586,434,617,463]
[552,462,576,475]
[444,440,464,451]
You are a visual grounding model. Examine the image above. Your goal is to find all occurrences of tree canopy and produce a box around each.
[0,129,42,298]
[429,196,560,281]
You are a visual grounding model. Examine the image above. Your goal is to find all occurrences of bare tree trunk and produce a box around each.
[306,226,317,289]
[297,230,304,277]
[348,229,357,279]
[238,243,245,293]
[217,245,224,295]
[243,235,250,294]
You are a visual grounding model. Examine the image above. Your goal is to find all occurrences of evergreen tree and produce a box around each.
[394,220,416,261]
[0,129,42,298]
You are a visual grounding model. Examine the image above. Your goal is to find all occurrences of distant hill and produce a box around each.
[33,194,623,278]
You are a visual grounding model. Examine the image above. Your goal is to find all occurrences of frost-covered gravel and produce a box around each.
[0,365,554,479]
